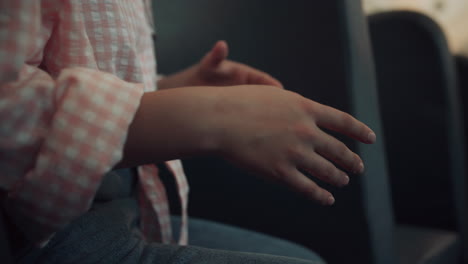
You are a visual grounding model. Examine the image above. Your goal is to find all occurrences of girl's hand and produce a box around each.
[121,85,375,206]
[209,85,375,205]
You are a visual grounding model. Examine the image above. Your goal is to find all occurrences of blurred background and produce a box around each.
[152,0,468,263]
[364,0,468,55]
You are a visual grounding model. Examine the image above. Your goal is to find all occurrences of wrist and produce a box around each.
[119,86,227,168]
[191,87,226,156]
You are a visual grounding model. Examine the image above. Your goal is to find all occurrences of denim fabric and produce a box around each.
[18,169,325,264]
[171,216,325,262]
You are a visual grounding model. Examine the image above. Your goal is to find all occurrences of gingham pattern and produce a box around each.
[0,0,188,246]
[166,160,189,244]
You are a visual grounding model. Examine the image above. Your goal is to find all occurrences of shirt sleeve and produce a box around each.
[0,1,144,244]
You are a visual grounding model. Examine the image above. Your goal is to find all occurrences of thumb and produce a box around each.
[200,40,229,70]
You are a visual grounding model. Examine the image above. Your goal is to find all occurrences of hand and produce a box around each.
[157,41,283,89]
[209,85,376,205]
[121,85,375,205]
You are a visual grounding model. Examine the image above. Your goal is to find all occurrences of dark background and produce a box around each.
[152,1,460,263]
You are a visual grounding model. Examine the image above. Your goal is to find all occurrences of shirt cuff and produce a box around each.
[6,67,144,244]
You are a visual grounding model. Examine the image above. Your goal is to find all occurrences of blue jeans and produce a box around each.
[18,169,326,264]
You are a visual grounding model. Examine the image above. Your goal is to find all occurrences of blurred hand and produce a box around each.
[157,41,283,89]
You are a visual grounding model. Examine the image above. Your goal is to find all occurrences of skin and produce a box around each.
[117,41,376,206]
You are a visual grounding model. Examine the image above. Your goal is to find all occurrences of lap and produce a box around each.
[172,216,324,262]
[19,198,325,264]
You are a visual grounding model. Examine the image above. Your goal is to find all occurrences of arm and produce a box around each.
[131,41,374,205]
[115,86,221,167]
[0,1,143,244]
[118,85,375,205]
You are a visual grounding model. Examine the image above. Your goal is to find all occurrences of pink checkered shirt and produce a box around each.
[0,0,188,246]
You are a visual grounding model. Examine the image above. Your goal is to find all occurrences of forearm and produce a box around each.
[115,86,221,168]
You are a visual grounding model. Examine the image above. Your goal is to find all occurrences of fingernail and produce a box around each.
[367,132,376,143]
[342,175,350,186]
[327,196,335,206]
[353,162,364,174]
[359,162,364,174]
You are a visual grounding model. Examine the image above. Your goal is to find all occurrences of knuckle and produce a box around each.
[339,113,355,128]
[298,96,316,113]
[286,144,305,161]
[285,89,301,99]
[293,123,318,141]
[322,165,338,179]
[272,163,291,181]
[336,143,349,158]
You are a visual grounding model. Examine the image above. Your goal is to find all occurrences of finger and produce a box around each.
[293,149,350,187]
[200,40,229,70]
[314,129,364,174]
[246,68,284,88]
[282,167,335,205]
[312,102,376,144]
